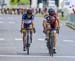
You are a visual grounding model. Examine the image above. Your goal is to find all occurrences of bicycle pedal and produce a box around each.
[53,49,56,54]
[23,47,26,51]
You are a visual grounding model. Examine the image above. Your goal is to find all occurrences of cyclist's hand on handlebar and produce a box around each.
[56,27,60,34]
[43,28,47,34]
[33,28,36,33]
[20,29,22,33]
[56,29,59,34]
[20,28,23,33]
[20,28,24,33]
[57,26,60,30]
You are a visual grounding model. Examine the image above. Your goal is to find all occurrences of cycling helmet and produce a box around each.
[27,9,32,15]
[48,8,55,15]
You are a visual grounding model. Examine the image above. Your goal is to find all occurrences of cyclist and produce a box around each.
[43,8,60,54]
[21,9,35,51]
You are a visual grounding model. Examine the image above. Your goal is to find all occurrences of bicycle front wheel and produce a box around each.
[49,33,54,56]
[49,48,53,56]
[27,35,30,55]
[27,46,29,55]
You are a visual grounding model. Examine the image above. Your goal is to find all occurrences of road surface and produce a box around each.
[0,14,75,61]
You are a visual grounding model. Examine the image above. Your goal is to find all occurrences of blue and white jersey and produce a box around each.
[22,13,34,24]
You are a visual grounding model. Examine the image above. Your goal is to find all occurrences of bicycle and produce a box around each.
[21,26,36,55]
[26,27,36,55]
[21,27,32,55]
[25,27,32,55]
[46,29,54,56]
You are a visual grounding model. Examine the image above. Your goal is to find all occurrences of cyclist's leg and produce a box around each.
[23,32,26,50]
[30,24,33,42]
[52,30,57,53]
[53,20,59,48]
[46,23,51,40]
[53,30,57,48]
[22,23,27,51]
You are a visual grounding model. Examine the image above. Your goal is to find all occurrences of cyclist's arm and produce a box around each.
[54,13,60,28]
[31,16,36,33]
[43,19,47,30]
[21,20,24,28]
[57,17,60,28]
[31,15,34,28]
[32,20,34,28]
[55,14,60,28]
[21,14,25,29]
[43,14,48,30]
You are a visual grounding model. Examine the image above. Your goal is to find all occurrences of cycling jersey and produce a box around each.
[22,13,34,24]
[45,15,57,29]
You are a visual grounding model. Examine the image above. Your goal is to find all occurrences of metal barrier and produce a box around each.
[68,13,75,24]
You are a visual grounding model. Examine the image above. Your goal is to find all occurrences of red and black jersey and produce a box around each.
[45,14,57,28]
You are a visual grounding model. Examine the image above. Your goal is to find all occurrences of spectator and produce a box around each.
[72,8,75,14]
[61,9,64,17]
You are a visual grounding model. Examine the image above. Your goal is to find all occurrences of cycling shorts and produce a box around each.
[24,23,32,29]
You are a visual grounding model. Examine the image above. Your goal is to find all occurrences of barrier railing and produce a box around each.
[68,13,75,24]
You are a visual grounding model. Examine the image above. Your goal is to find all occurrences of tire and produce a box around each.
[27,47,29,55]
[49,48,53,56]
[27,35,30,55]
[49,32,54,56]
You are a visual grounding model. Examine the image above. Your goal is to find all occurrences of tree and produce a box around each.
[10,0,30,5]
[17,0,20,3]
[10,0,17,5]
[10,0,15,2]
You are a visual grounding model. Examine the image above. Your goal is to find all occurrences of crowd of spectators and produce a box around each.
[0,7,48,15]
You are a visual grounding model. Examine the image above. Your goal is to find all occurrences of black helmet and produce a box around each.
[48,8,55,15]
[27,9,32,15]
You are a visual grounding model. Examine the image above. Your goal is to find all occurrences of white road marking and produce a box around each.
[8,22,15,24]
[0,38,5,40]
[38,38,45,41]
[63,40,74,42]
[54,56,75,58]
[0,55,75,58]
[0,21,4,23]
[15,38,22,40]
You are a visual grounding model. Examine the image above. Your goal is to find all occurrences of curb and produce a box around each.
[66,23,75,30]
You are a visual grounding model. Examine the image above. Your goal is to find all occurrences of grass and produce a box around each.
[19,0,30,5]
[59,15,68,21]
[66,23,75,30]
[35,13,68,21]
[10,0,30,5]
[10,0,17,5]
[35,13,44,17]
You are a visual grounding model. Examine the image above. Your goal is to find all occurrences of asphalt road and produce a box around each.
[0,14,75,61]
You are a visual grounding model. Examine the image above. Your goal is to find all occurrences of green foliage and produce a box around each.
[19,0,30,5]
[66,23,75,30]
[59,15,68,21]
[10,0,30,5]
[10,0,14,2]
[10,0,17,5]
